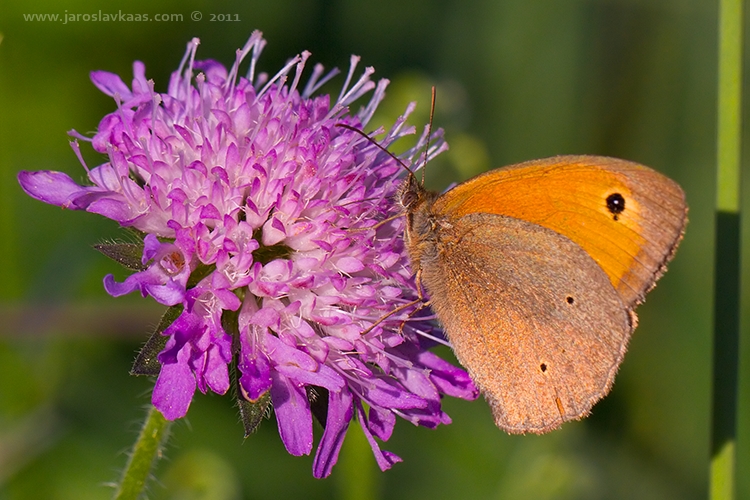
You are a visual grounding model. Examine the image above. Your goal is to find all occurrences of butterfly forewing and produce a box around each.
[431,156,687,308]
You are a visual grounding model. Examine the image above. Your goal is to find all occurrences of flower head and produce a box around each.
[18,32,478,477]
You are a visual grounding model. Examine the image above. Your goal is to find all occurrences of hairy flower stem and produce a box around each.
[114,406,172,500]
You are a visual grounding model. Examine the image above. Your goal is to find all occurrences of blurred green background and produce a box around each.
[0,0,745,498]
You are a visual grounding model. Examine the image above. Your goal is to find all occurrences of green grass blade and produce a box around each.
[711,0,743,498]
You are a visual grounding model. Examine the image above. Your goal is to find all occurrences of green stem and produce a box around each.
[711,0,743,498]
[337,422,379,500]
[113,406,172,500]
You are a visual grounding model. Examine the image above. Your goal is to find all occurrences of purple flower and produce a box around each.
[18,32,478,478]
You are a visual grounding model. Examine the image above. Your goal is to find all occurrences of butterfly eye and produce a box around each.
[401,190,417,208]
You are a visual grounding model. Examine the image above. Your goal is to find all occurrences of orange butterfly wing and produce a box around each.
[431,155,687,308]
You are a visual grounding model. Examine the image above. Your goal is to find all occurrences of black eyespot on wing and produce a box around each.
[566,296,575,304]
[606,193,625,221]
[540,363,547,373]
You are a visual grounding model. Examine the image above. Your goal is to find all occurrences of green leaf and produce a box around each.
[93,242,146,271]
[131,305,183,376]
[237,390,271,437]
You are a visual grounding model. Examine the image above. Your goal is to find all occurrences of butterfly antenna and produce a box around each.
[420,86,437,186]
[335,123,417,181]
